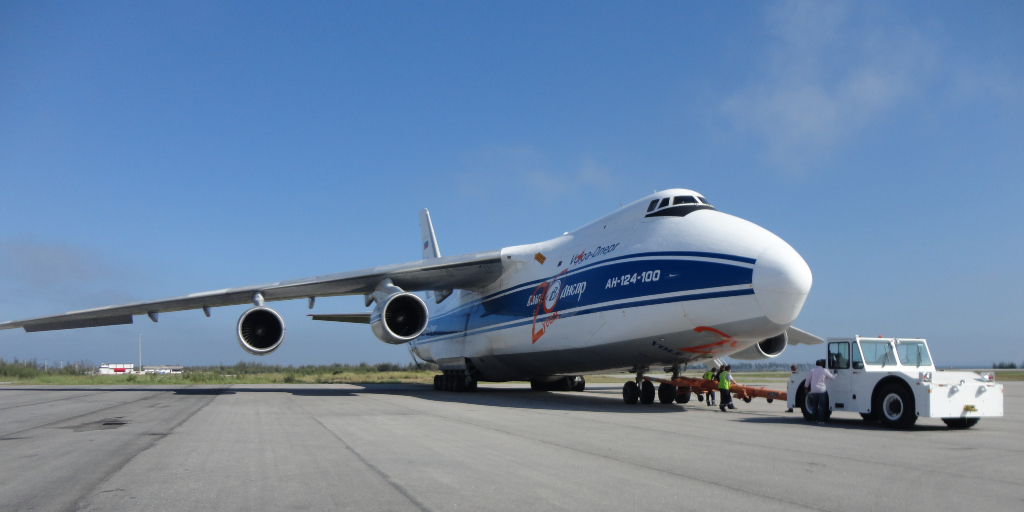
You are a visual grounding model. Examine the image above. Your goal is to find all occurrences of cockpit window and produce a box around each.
[644,195,716,218]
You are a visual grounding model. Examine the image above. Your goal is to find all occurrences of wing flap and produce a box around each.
[308,314,371,324]
[23,315,134,332]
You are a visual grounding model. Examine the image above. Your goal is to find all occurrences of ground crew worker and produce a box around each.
[702,367,717,407]
[805,359,835,424]
[718,365,738,411]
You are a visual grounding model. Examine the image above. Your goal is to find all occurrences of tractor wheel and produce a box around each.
[876,384,917,429]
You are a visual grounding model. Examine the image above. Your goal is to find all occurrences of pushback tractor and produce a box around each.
[787,336,1003,429]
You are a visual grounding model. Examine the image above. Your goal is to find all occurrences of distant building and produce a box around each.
[143,365,183,374]
[98,363,134,375]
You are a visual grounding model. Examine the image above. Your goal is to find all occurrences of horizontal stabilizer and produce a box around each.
[786,326,823,345]
[308,313,371,324]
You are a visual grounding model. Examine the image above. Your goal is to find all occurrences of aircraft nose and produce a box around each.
[752,244,812,325]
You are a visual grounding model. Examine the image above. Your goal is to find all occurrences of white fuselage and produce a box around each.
[411,190,812,381]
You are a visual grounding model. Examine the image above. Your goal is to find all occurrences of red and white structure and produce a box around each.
[98,363,135,375]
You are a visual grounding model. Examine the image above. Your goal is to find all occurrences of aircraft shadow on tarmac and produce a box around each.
[1,385,698,413]
[360,385,708,414]
[739,415,953,432]
[1,385,853,418]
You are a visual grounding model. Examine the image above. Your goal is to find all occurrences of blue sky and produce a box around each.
[1,1,1021,368]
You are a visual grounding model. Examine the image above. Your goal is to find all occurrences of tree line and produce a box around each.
[0,358,95,378]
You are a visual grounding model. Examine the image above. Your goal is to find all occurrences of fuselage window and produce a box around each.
[673,196,697,205]
[697,196,711,205]
[658,197,670,209]
[647,199,659,212]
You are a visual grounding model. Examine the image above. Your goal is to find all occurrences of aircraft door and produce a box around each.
[827,342,853,411]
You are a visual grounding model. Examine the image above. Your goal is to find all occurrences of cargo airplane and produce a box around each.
[1,190,820,404]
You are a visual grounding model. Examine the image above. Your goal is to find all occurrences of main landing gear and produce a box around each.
[433,370,477,392]
[623,364,691,405]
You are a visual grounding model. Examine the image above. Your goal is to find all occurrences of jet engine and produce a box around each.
[370,292,429,344]
[729,332,788,360]
[236,307,286,356]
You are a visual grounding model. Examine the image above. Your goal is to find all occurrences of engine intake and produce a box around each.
[729,332,788,360]
[371,292,428,344]
[236,307,286,355]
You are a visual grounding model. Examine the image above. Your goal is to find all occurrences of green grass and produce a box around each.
[990,371,1024,381]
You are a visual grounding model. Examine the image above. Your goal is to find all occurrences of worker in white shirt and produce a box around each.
[805,359,835,424]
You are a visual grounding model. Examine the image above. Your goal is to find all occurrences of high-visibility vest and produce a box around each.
[718,372,730,390]
[703,370,715,380]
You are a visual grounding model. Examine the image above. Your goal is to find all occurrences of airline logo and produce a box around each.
[570,243,620,266]
[423,240,429,250]
[528,270,588,344]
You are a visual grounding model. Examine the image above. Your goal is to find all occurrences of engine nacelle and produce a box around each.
[236,307,286,356]
[729,332,788,360]
[370,292,428,344]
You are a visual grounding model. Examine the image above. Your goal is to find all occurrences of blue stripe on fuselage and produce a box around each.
[416,254,754,345]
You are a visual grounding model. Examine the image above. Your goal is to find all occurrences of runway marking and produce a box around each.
[361,385,1024,489]
[0,389,168,440]
[355,390,825,511]
[488,389,1024,486]
[71,387,226,511]
[299,402,432,512]
[0,390,112,412]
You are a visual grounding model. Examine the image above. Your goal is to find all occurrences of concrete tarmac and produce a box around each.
[1,381,1021,512]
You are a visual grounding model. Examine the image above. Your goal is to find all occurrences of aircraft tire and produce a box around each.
[676,387,692,404]
[876,384,916,429]
[433,375,441,390]
[797,387,813,421]
[639,380,656,404]
[465,379,478,392]
[942,418,978,429]
[797,385,832,421]
[697,392,704,402]
[622,381,639,404]
[530,380,546,391]
[571,376,586,392]
[444,375,454,392]
[657,383,676,404]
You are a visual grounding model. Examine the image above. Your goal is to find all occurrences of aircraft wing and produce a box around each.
[786,326,824,345]
[0,250,503,333]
